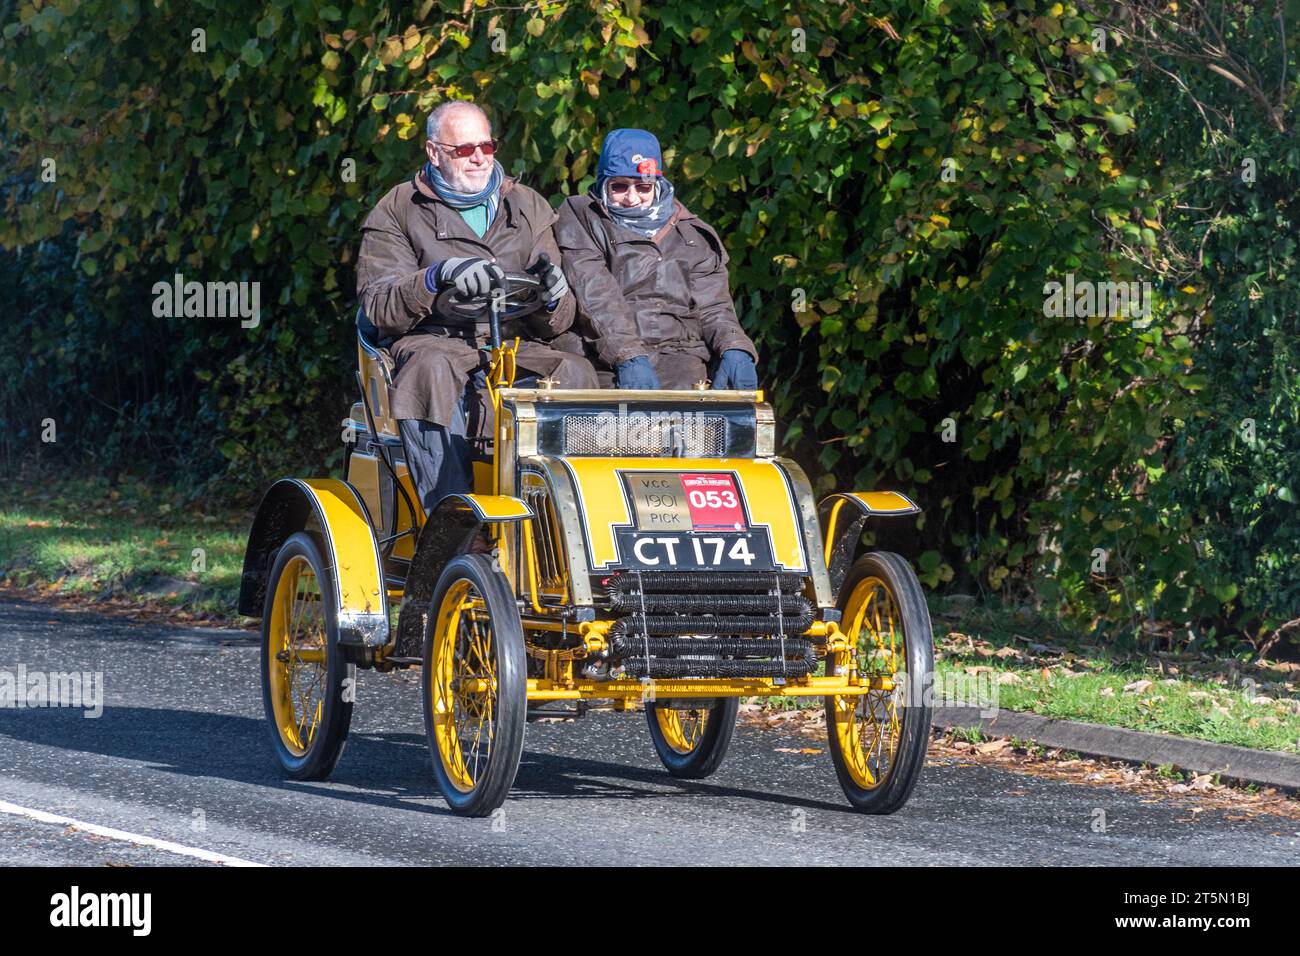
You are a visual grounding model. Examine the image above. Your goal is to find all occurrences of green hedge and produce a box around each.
[1,0,1295,650]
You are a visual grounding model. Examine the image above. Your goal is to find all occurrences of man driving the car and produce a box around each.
[356,100,597,513]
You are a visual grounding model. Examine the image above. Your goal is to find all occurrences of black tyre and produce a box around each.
[824,551,934,813]
[260,531,354,780]
[422,553,527,817]
[646,697,739,779]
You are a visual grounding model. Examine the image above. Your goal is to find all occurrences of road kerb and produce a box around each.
[934,705,1300,792]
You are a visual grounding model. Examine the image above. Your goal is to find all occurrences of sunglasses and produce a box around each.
[435,139,498,158]
[609,180,656,196]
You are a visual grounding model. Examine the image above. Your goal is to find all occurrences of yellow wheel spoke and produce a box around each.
[831,575,909,791]
[432,578,499,793]
[656,706,708,754]
[267,555,333,759]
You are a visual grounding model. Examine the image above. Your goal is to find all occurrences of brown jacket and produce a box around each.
[357,171,587,424]
[554,195,757,370]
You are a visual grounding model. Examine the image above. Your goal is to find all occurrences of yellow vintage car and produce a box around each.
[238,269,935,816]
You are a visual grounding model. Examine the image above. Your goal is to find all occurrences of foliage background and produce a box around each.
[1,0,1296,653]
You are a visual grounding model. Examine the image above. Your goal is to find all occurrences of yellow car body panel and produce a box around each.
[459,493,533,522]
[297,478,389,646]
[558,457,809,573]
[840,491,920,515]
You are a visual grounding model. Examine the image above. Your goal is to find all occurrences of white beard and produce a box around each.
[440,163,492,193]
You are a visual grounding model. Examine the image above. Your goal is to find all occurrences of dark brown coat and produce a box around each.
[553,195,758,378]
[357,171,594,425]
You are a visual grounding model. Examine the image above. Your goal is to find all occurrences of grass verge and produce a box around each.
[932,598,1300,754]
[1,472,250,623]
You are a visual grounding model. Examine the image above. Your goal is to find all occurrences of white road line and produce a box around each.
[0,799,267,867]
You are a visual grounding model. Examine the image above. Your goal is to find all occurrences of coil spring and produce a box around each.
[607,591,812,615]
[609,610,814,637]
[604,571,806,594]
[610,633,819,660]
[620,656,816,679]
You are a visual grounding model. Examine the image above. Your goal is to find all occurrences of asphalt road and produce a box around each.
[0,597,1296,866]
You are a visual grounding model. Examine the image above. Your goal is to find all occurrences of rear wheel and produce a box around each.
[422,553,527,817]
[824,551,934,813]
[260,532,353,780]
[646,698,739,779]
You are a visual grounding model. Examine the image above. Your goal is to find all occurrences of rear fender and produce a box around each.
[238,478,389,647]
[818,492,921,595]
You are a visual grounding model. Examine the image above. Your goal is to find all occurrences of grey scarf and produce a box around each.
[591,176,677,239]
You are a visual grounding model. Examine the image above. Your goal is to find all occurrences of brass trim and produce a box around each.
[498,388,762,404]
[755,402,776,458]
[521,455,594,605]
[774,457,834,609]
[510,400,539,458]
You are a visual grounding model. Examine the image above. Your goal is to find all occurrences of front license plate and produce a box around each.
[612,529,775,570]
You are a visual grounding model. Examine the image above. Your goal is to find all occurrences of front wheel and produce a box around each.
[422,553,527,817]
[260,532,353,780]
[645,698,739,779]
[824,551,934,813]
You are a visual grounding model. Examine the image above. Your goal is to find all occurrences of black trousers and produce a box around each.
[398,369,542,515]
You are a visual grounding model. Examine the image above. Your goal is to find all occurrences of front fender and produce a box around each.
[238,477,388,647]
[818,491,921,595]
[391,494,532,658]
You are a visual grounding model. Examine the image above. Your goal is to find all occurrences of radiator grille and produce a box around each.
[561,413,726,457]
[521,477,566,593]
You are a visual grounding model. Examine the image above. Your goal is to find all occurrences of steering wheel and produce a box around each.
[433,269,546,326]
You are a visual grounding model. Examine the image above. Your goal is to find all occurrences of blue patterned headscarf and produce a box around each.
[423,159,503,225]
[590,176,677,239]
[589,128,676,239]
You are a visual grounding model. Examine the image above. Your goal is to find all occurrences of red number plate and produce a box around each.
[678,473,746,530]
